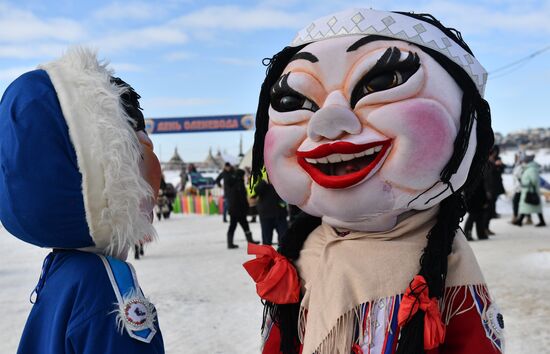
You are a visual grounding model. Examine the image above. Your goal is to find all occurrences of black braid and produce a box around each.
[251,45,306,186]
[261,212,322,354]
[395,194,465,354]
[395,38,493,354]
[252,46,314,353]
[396,94,491,353]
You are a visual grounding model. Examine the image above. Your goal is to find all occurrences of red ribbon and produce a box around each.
[397,275,446,350]
[243,243,300,304]
[351,344,364,354]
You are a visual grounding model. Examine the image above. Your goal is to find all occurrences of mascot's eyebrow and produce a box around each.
[289,52,319,63]
[347,35,393,52]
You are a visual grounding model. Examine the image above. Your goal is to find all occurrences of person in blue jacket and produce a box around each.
[0,48,165,354]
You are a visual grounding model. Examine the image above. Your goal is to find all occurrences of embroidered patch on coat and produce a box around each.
[114,290,158,343]
[484,303,505,336]
[99,255,158,343]
[482,303,505,351]
[122,296,156,330]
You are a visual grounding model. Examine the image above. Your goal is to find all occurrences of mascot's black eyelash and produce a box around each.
[270,72,298,97]
[270,72,320,112]
[373,47,420,73]
[350,47,421,108]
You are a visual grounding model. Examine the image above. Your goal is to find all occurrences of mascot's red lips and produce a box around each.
[296,140,392,189]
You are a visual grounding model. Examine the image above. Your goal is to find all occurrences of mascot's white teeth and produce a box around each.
[305,145,383,164]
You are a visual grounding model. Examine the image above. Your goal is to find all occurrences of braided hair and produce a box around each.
[251,13,493,354]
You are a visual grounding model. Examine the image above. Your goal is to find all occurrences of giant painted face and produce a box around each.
[264,36,465,231]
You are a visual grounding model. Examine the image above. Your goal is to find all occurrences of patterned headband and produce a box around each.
[290,9,487,95]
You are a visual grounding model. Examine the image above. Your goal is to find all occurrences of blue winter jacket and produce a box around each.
[0,54,164,354]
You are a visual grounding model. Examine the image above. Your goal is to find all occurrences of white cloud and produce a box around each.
[93,1,166,21]
[0,4,85,42]
[0,3,187,59]
[91,26,188,52]
[418,1,550,35]
[164,51,193,61]
[164,2,544,41]
[144,97,226,109]
[0,43,67,59]
[110,62,144,72]
[258,0,304,8]
[216,57,258,67]
[172,5,307,30]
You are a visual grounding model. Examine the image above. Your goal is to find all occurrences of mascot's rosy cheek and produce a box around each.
[368,99,457,191]
[264,125,312,206]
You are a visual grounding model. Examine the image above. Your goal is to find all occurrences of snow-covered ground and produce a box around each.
[0,199,549,354]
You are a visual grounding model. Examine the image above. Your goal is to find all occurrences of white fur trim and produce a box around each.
[39,47,156,258]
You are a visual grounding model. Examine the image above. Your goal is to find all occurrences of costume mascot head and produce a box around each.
[247,9,500,354]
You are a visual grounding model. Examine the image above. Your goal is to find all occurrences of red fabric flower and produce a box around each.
[243,243,300,304]
[397,275,446,350]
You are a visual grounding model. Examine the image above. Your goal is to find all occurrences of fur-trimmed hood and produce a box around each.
[0,48,156,259]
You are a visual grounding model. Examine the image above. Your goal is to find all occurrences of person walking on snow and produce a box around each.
[216,162,235,223]
[226,169,260,248]
[254,179,289,246]
[513,155,546,227]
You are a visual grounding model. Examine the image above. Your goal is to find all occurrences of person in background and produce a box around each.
[226,169,260,249]
[510,154,524,224]
[159,173,167,191]
[216,162,235,223]
[254,179,288,246]
[187,163,197,173]
[287,204,302,224]
[244,167,258,223]
[134,243,145,260]
[484,145,505,235]
[464,174,489,241]
[513,155,546,227]
[179,168,188,192]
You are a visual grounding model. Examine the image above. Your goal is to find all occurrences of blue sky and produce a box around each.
[0,0,548,162]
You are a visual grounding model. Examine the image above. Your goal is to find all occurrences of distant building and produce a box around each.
[204,148,226,170]
[496,127,550,150]
[162,146,240,173]
[163,148,185,171]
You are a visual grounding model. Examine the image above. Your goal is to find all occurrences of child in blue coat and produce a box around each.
[0,48,164,354]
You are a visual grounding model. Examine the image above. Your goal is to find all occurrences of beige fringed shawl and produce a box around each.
[295,207,486,354]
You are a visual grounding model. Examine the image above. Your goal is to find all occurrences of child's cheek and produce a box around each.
[140,145,162,199]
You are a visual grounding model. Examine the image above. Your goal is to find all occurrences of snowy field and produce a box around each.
[0,198,549,354]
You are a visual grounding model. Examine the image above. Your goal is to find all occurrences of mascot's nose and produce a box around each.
[307,91,361,141]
